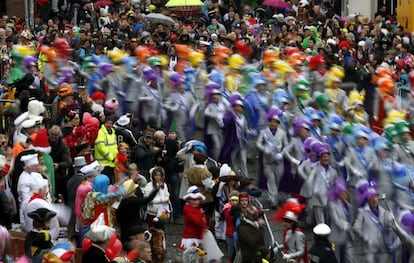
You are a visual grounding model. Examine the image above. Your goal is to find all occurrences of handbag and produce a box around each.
[4,174,16,216]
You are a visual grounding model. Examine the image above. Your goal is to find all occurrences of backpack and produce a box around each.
[81,191,97,220]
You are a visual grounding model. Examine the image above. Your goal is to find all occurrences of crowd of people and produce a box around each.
[0,0,414,262]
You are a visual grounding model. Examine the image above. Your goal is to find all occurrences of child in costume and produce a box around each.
[24,207,57,263]
[179,186,208,251]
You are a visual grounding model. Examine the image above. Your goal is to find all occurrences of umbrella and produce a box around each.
[165,0,203,7]
[93,0,113,9]
[144,13,175,26]
[170,6,202,16]
[165,0,203,16]
[262,0,290,8]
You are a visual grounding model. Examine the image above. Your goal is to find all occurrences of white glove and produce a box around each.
[388,212,395,222]
[283,254,292,260]
[275,153,283,161]
[273,245,282,254]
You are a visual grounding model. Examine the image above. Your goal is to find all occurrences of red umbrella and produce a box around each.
[262,0,290,8]
[94,0,113,9]
[169,6,202,16]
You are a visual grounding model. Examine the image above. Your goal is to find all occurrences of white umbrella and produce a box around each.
[144,13,175,27]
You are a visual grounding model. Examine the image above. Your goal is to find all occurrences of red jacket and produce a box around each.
[181,204,207,239]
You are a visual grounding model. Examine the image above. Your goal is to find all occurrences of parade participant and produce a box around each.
[179,186,208,251]
[392,120,414,166]
[94,116,118,184]
[166,71,198,142]
[344,127,377,208]
[24,207,57,262]
[204,83,227,160]
[284,118,311,194]
[245,72,272,134]
[31,128,55,198]
[391,210,414,263]
[370,135,395,201]
[51,83,75,126]
[82,223,116,263]
[23,175,59,241]
[219,93,249,177]
[353,187,400,263]
[75,161,99,241]
[324,115,348,178]
[17,153,43,223]
[346,90,369,126]
[48,125,72,203]
[370,71,397,134]
[186,150,215,227]
[306,54,327,92]
[256,107,288,208]
[237,205,265,263]
[297,137,319,182]
[143,167,170,227]
[225,54,245,94]
[327,177,355,263]
[138,66,164,130]
[83,173,125,228]
[302,142,338,224]
[324,66,347,116]
[273,210,308,263]
[308,224,338,263]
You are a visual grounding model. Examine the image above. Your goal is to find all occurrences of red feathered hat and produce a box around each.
[234,40,253,57]
[338,40,351,51]
[91,91,106,101]
[270,198,306,222]
[308,54,325,70]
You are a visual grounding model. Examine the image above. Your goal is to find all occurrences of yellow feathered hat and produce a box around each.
[383,110,407,126]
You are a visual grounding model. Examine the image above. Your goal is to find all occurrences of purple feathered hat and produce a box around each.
[328,177,348,201]
[169,72,184,89]
[399,210,414,234]
[364,187,379,200]
[98,62,114,76]
[23,56,38,70]
[264,106,282,122]
[205,81,222,98]
[315,143,330,156]
[356,179,378,206]
[230,92,245,107]
[293,118,311,136]
[304,137,318,150]
[142,66,158,82]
